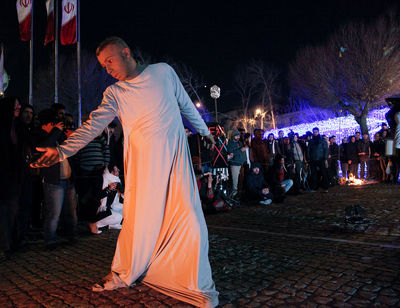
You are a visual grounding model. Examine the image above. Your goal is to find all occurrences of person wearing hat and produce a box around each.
[227,129,248,198]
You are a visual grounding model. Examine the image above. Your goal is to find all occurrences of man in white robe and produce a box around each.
[32,37,218,307]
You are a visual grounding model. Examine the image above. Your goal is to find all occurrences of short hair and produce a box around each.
[51,103,66,111]
[312,127,319,131]
[96,36,130,56]
[38,108,57,126]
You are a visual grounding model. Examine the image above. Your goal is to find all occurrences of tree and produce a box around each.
[233,64,256,131]
[247,60,280,129]
[289,13,400,134]
[167,60,205,103]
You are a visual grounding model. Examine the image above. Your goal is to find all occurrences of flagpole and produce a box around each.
[77,0,82,126]
[29,0,34,106]
[0,43,4,97]
[54,0,59,104]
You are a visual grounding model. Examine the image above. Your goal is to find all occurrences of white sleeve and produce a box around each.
[395,112,400,149]
[169,65,210,136]
[57,87,119,160]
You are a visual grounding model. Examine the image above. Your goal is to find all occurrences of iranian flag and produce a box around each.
[44,0,54,45]
[61,0,77,45]
[16,0,32,41]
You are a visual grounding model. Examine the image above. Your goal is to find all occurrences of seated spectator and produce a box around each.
[269,154,293,201]
[246,162,273,205]
[87,165,124,234]
[196,171,231,213]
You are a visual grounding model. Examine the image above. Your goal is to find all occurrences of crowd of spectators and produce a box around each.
[1,94,399,261]
[0,96,124,261]
[187,120,399,213]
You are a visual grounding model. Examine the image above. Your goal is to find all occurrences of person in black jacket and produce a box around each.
[347,136,359,177]
[37,109,78,249]
[246,162,273,205]
[0,97,23,261]
[307,127,329,192]
[339,137,349,179]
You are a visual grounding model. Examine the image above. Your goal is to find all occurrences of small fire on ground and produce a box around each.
[340,174,366,186]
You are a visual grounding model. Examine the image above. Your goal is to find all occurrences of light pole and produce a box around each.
[255,108,265,130]
[210,85,220,123]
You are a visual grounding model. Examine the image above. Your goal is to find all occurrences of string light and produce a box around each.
[262,107,389,143]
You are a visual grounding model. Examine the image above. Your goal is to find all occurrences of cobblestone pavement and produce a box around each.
[1,183,400,307]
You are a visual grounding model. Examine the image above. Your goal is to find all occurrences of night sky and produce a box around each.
[1,0,399,111]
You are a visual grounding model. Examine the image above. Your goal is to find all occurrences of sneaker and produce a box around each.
[259,199,272,205]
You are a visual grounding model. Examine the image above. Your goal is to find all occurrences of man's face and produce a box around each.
[255,130,263,139]
[294,135,298,142]
[233,135,240,141]
[21,107,33,125]
[97,44,131,81]
[14,100,21,118]
[284,137,290,145]
[268,134,274,141]
[57,109,65,119]
[313,129,319,136]
[278,131,284,138]
[363,134,369,140]
[331,137,336,144]
[374,134,380,141]
[252,167,260,174]
[356,133,360,139]
[343,137,347,143]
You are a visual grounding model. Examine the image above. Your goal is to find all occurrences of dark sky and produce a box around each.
[1,0,399,111]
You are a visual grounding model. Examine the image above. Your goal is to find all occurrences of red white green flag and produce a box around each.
[61,0,77,45]
[44,0,54,45]
[16,0,32,41]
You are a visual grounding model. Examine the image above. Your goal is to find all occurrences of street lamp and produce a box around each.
[210,85,220,123]
[254,108,265,129]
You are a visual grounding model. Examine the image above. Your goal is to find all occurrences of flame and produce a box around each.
[347,174,364,185]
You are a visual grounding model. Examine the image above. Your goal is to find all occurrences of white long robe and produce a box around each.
[58,63,218,307]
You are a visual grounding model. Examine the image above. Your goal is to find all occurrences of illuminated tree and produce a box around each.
[247,60,280,129]
[233,64,256,131]
[167,60,205,103]
[289,13,400,134]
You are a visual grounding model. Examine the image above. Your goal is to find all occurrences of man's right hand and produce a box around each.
[30,147,60,168]
[204,134,216,146]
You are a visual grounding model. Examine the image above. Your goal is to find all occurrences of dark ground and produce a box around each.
[1,183,399,307]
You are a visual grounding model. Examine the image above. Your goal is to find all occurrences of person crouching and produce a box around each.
[88,165,124,234]
[246,162,274,205]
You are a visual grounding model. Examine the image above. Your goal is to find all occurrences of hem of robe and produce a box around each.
[141,280,219,308]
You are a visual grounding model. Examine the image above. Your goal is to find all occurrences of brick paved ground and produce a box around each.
[1,183,399,307]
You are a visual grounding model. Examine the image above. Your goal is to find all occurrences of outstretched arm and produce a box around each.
[31,88,119,168]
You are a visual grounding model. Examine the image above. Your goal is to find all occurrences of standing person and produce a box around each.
[354,131,361,178]
[328,136,339,184]
[36,109,78,250]
[0,97,22,261]
[31,37,218,307]
[339,137,349,179]
[347,136,359,177]
[291,133,305,192]
[357,133,371,179]
[227,130,247,199]
[250,129,269,174]
[266,133,279,166]
[370,133,385,181]
[307,127,329,192]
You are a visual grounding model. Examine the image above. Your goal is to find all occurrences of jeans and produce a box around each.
[280,179,293,193]
[43,180,78,245]
[230,165,242,194]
